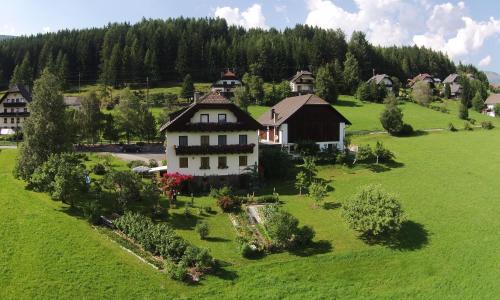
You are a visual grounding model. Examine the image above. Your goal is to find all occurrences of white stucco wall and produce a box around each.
[190,109,237,123]
[0,92,28,129]
[165,130,259,176]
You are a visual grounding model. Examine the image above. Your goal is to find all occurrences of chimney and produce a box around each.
[271,109,276,123]
[193,91,201,103]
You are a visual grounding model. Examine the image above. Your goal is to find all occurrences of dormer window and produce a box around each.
[218,114,227,123]
[200,114,209,123]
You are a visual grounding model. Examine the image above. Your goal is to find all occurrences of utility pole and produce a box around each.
[146,76,149,105]
[78,72,81,94]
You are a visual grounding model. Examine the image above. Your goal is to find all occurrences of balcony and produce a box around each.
[175,143,255,155]
[182,122,251,132]
[0,112,30,117]
[3,102,27,107]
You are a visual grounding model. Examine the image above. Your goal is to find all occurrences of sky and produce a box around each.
[1,0,500,73]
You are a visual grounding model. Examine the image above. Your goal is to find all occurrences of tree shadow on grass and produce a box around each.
[168,213,201,230]
[205,237,231,243]
[335,99,362,107]
[323,202,341,210]
[212,260,238,281]
[395,130,429,138]
[361,220,429,251]
[365,160,405,173]
[289,240,333,257]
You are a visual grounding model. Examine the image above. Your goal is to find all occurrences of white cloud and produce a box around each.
[42,26,51,33]
[479,55,491,67]
[305,0,500,64]
[215,4,268,29]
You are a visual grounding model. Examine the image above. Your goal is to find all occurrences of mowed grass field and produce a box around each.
[1,127,500,298]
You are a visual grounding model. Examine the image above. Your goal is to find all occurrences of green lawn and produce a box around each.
[1,128,500,298]
[64,82,213,97]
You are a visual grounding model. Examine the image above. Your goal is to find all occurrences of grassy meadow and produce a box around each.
[1,126,500,298]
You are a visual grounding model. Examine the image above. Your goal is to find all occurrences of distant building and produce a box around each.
[484,94,500,117]
[211,69,242,97]
[0,84,32,133]
[160,91,262,189]
[289,70,315,95]
[408,73,435,88]
[443,73,476,98]
[258,94,351,152]
[367,74,393,92]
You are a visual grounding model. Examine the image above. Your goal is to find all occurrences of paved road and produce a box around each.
[99,152,166,164]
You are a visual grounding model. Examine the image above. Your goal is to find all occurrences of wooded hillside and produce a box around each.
[0,17,457,88]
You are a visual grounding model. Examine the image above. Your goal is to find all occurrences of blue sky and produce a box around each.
[1,0,500,73]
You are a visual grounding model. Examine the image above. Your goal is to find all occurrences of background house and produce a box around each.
[258,94,351,152]
[443,73,462,98]
[408,73,435,88]
[0,84,32,133]
[484,94,500,117]
[160,91,262,188]
[367,74,393,92]
[211,69,242,97]
[289,70,314,95]
[63,96,83,110]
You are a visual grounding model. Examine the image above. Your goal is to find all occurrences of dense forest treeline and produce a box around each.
[0,17,459,88]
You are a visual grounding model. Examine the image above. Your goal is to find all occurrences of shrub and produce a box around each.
[373,141,395,164]
[148,159,159,168]
[459,103,468,120]
[92,163,106,175]
[412,81,433,106]
[265,211,299,248]
[165,261,188,281]
[354,144,373,164]
[209,186,232,199]
[127,160,146,168]
[342,184,406,239]
[195,222,209,240]
[296,140,319,156]
[180,246,214,272]
[309,181,328,205]
[82,200,102,225]
[294,225,315,247]
[217,196,240,212]
[380,101,404,135]
[103,170,142,210]
[448,123,457,132]
[464,122,473,131]
[239,242,263,258]
[481,121,494,130]
[336,151,351,165]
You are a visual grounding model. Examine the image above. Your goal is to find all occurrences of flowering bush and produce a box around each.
[159,172,193,198]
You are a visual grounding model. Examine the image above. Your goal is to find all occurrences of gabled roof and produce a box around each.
[450,82,462,94]
[258,94,351,126]
[443,73,459,84]
[485,94,500,105]
[289,70,314,83]
[368,74,392,85]
[160,92,263,132]
[408,73,435,87]
[0,84,32,104]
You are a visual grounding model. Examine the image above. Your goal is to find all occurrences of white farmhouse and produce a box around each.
[289,70,314,94]
[484,94,500,117]
[160,92,262,189]
[367,74,393,92]
[211,69,242,97]
[0,84,32,133]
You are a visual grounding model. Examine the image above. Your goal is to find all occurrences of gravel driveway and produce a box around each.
[99,152,167,164]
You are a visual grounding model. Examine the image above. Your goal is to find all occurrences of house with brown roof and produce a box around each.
[160,91,263,188]
[367,74,393,92]
[289,70,315,95]
[211,69,242,97]
[408,73,435,88]
[0,84,32,133]
[258,94,351,151]
[443,73,462,98]
[484,94,500,117]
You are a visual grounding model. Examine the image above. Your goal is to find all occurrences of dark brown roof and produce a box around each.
[289,70,314,83]
[258,94,351,126]
[160,92,263,132]
[408,73,434,86]
[0,84,32,104]
[485,94,500,105]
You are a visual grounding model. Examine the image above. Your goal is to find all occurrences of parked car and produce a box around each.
[120,144,142,153]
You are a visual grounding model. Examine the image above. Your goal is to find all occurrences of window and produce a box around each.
[16,118,20,123]
[179,136,188,146]
[10,118,14,124]
[179,157,188,168]
[218,156,227,169]
[200,157,210,169]
[3,118,7,124]
[239,134,247,145]
[218,113,227,123]
[218,135,227,146]
[200,114,209,123]
[200,135,210,146]
[23,108,27,112]
[239,156,248,167]
[3,109,6,113]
